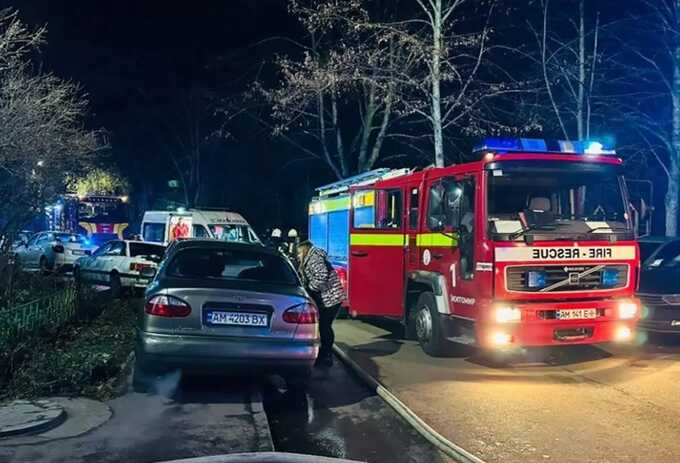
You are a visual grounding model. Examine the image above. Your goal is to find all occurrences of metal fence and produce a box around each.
[0,285,78,349]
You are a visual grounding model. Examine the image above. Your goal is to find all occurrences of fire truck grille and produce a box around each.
[506,265,628,293]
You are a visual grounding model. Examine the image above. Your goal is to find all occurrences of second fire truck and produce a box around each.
[309,138,640,356]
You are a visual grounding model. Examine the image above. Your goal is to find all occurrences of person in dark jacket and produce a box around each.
[297,240,345,367]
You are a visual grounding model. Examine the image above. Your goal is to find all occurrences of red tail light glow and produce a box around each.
[130,262,152,272]
[283,302,318,324]
[145,295,191,317]
[335,266,348,292]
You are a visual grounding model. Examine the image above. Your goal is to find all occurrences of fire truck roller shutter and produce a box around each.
[408,271,451,315]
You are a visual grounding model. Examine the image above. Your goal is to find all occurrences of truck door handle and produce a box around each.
[432,253,444,259]
[351,251,368,257]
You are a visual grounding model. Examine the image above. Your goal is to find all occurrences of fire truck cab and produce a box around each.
[309,138,640,356]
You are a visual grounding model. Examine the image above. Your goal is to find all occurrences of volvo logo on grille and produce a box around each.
[568,272,580,284]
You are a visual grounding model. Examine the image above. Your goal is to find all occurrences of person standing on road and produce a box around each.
[297,240,345,367]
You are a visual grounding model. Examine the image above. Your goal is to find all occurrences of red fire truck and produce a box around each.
[308,138,640,356]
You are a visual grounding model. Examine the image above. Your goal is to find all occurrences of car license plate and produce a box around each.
[71,249,86,255]
[555,309,597,320]
[205,310,268,327]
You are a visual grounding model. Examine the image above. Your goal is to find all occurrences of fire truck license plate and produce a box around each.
[205,310,268,327]
[556,309,597,320]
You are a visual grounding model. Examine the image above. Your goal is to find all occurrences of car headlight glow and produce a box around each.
[618,300,638,320]
[494,305,521,323]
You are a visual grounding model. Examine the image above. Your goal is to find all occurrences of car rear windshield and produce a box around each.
[55,233,86,243]
[130,243,165,259]
[166,247,299,285]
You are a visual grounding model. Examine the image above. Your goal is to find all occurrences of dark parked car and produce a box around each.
[134,239,319,392]
[637,237,680,335]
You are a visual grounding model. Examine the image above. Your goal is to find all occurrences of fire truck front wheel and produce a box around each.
[414,292,447,357]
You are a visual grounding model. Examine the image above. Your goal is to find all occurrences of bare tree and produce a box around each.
[531,0,604,140]
[0,9,103,240]
[258,0,419,178]
[364,0,532,166]
[149,85,233,207]
[603,1,680,236]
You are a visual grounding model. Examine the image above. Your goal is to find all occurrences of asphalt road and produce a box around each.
[335,318,680,463]
[1,341,447,463]
[262,358,448,463]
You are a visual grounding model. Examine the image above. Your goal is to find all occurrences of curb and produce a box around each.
[112,351,135,396]
[0,400,66,438]
[333,345,486,463]
[249,388,275,452]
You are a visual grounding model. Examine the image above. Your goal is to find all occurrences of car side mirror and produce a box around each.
[140,267,157,278]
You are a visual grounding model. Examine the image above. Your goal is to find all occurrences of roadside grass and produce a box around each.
[0,297,139,401]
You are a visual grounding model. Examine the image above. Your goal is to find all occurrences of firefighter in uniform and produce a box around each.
[297,240,344,367]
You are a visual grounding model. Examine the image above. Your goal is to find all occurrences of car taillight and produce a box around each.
[52,244,64,253]
[145,295,191,317]
[130,262,151,271]
[282,302,318,324]
[335,266,348,291]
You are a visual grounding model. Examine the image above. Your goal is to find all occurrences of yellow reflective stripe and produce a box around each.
[350,233,405,246]
[309,196,351,215]
[416,233,458,247]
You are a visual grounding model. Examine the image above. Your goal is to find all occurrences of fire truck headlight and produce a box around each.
[615,326,633,341]
[618,300,638,320]
[490,332,512,345]
[494,305,521,323]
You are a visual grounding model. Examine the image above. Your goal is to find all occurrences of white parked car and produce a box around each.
[74,240,165,296]
[15,231,96,274]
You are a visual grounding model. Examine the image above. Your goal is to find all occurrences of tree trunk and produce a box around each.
[668,15,680,236]
[432,0,445,167]
[577,0,585,140]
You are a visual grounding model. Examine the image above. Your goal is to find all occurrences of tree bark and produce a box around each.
[577,0,585,140]
[668,3,680,236]
[432,0,445,167]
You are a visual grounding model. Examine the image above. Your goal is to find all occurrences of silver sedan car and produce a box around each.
[134,240,319,392]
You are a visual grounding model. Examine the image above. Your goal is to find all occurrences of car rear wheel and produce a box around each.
[414,291,447,357]
[74,267,83,289]
[110,273,122,298]
[39,256,51,275]
[132,354,154,393]
[285,370,311,395]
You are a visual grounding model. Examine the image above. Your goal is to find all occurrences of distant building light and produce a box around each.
[120,195,129,203]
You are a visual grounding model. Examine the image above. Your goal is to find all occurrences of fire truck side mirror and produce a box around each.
[430,219,446,232]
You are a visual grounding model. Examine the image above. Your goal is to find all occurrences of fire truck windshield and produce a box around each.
[78,197,127,223]
[487,162,631,241]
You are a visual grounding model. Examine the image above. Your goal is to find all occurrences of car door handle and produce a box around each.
[432,253,444,259]
[351,251,368,257]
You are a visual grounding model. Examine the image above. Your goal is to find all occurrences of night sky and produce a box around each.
[6,0,322,232]
[0,0,669,233]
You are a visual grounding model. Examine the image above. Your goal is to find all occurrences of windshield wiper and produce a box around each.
[508,224,557,241]
[586,226,630,234]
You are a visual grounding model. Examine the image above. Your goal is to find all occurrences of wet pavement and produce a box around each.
[335,318,680,463]
[0,375,273,463]
[262,359,448,463]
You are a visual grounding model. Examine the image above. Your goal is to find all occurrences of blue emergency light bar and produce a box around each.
[474,137,616,155]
